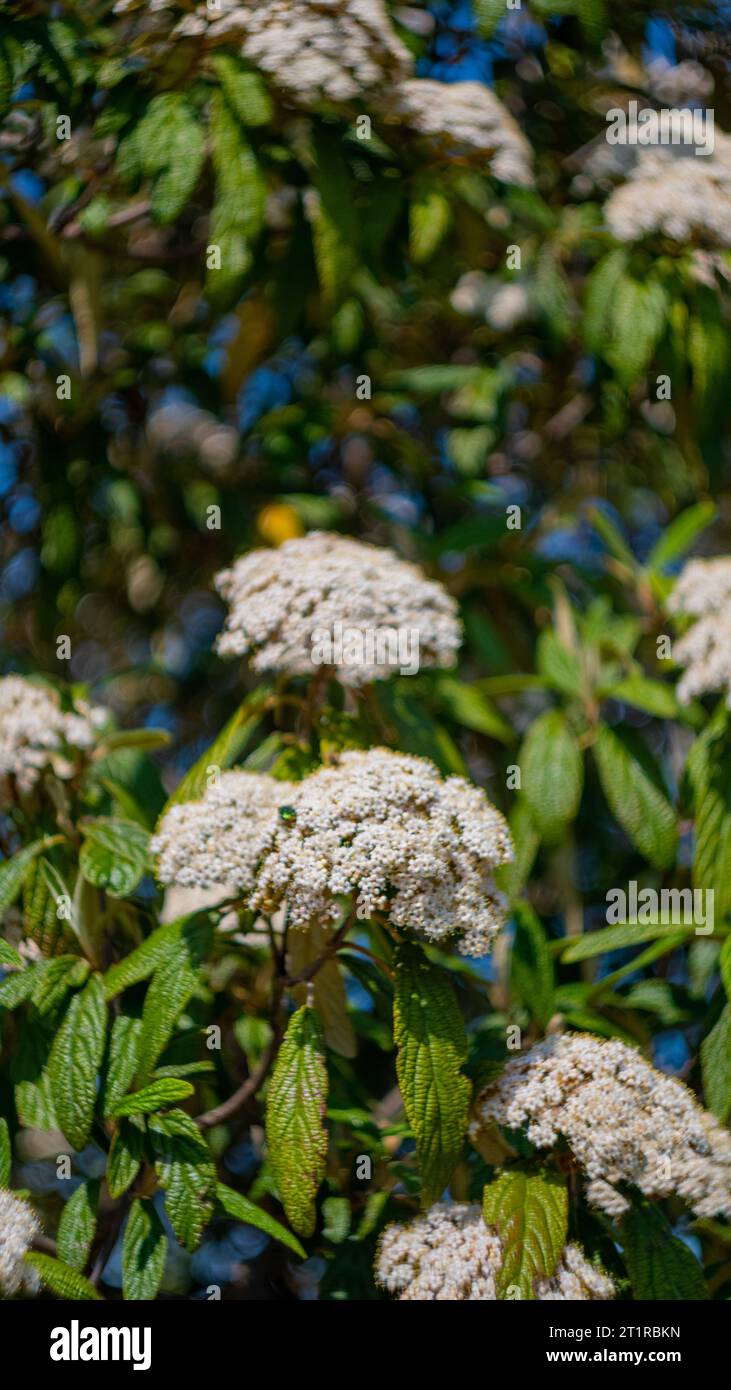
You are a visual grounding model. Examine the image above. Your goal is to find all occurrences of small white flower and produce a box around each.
[251,746,513,955]
[669,556,731,706]
[0,676,105,801]
[605,132,731,246]
[0,1190,41,1296]
[471,1033,731,1219]
[214,532,462,687]
[376,1203,614,1300]
[151,771,295,893]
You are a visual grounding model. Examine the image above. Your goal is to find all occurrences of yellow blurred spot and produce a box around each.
[257,504,304,545]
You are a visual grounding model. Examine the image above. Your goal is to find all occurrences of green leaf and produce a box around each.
[164,690,269,810]
[211,54,273,127]
[57,1180,98,1273]
[322,1195,351,1245]
[265,1005,329,1238]
[701,1004,731,1123]
[137,916,212,1081]
[583,248,628,354]
[432,675,513,743]
[594,724,676,870]
[560,919,692,963]
[0,836,62,913]
[0,939,24,969]
[150,1109,216,1251]
[25,1252,103,1301]
[122,1199,167,1301]
[498,796,540,900]
[216,1181,306,1259]
[135,93,205,225]
[602,673,680,719]
[114,1078,194,1116]
[79,817,150,898]
[0,1116,10,1186]
[510,903,555,1027]
[647,503,717,575]
[99,728,172,753]
[606,274,668,387]
[107,1117,146,1199]
[102,917,189,998]
[482,1167,568,1300]
[47,974,107,1150]
[686,723,731,920]
[101,1015,143,1116]
[0,965,37,1010]
[621,1204,706,1299]
[393,942,471,1207]
[410,178,451,262]
[520,709,583,843]
[536,630,582,699]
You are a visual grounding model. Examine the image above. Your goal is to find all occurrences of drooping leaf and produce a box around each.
[594,724,677,870]
[57,1180,98,1273]
[701,1004,731,1123]
[216,1181,306,1259]
[621,1204,706,1299]
[0,836,63,913]
[686,721,731,921]
[520,709,583,844]
[47,973,107,1150]
[150,1109,216,1251]
[265,1005,329,1238]
[482,1167,568,1300]
[122,1199,168,1301]
[107,1116,146,1199]
[510,903,555,1027]
[393,942,471,1207]
[101,1015,143,1116]
[136,916,212,1081]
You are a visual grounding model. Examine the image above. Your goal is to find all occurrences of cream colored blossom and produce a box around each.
[471,1034,731,1219]
[0,1190,41,1296]
[0,676,106,800]
[385,79,533,184]
[605,132,731,246]
[251,747,513,954]
[669,556,731,618]
[451,272,531,329]
[214,532,462,686]
[668,557,731,705]
[376,1203,614,1300]
[151,770,295,892]
[121,1,533,181]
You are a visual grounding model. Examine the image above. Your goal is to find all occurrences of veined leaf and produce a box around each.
[47,973,107,1150]
[410,178,451,263]
[520,709,583,843]
[79,817,150,898]
[602,673,680,719]
[621,1204,706,1299]
[594,724,676,870]
[0,939,23,969]
[150,1108,216,1251]
[0,1116,10,1186]
[482,1167,568,1300]
[136,916,212,1081]
[107,1116,146,1199]
[122,1199,167,1301]
[57,1180,98,1273]
[113,1077,194,1116]
[25,1253,102,1301]
[101,1015,143,1116]
[701,1004,731,1123]
[685,721,731,920]
[0,836,63,913]
[265,1005,329,1238]
[393,943,471,1207]
[216,1181,306,1259]
[211,53,273,127]
[288,922,356,1059]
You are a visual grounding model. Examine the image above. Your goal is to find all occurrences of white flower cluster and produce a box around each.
[121,0,534,181]
[470,1034,731,1219]
[669,556,731,706]
[214,532,462,686]
[151,771,294,893]
[451,272,532,330]
[190,0,412,106]
[375,1203,615,1300]
[0,676,106,799]
[0,1190,40,1296]
[251,747,513,955]
[605,132,731,246]
[385,79,533,185]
